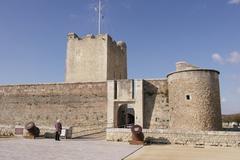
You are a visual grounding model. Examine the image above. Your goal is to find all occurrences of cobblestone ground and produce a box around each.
[0,138,141,160]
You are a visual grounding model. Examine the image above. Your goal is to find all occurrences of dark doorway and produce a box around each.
[117,104,135,128]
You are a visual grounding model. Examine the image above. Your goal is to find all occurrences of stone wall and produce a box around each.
[65,33,127,83]
[143,80,169,129]
[176,61,199,71]
[167,69,222,131]
[0,125,15,137]
[107,39,127,80]
[71,123,105,138]
[0,82,107,136]
[116,80,133,100]
[106,128,240,147]
[65,33,108,82]
[107,80,144,128]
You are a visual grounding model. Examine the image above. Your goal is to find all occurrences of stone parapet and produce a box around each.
[0,125,15,137]
[106,128,240,147]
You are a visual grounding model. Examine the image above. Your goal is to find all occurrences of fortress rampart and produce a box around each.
[0,82,107,134]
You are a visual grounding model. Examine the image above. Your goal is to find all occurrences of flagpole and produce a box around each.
[98,0,101,34]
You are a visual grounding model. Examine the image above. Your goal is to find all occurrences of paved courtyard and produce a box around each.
[0,138,141,160]
[125,144,240,160]
[1,137,240,160]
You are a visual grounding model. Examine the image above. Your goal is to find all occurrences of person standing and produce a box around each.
[55,119,62,141]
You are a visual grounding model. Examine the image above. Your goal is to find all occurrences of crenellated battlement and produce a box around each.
[67,32,107,40]
[67,32,126,53]
[67,32,80,40]
[117,41,127,53]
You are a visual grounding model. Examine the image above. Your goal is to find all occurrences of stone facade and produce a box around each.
[167,69,222,131]
[143,80,169,129]
[65,33,127,82]
[107,80,144,128]
[0,125,15,137]
[0,82,107,135]
[107,63,222,132]
[176,61,199,71]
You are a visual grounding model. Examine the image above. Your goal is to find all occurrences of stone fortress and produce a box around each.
[0,33,240,147]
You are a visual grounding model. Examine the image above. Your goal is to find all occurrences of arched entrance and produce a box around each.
[117,104,135,128]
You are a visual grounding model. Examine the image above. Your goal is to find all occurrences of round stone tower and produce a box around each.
[167,62,222,131]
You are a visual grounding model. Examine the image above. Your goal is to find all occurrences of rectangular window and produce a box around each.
[114,80,117,99]
[186,95,191,100]
[132,80,135,99]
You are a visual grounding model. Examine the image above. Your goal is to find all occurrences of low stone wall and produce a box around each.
[70,123,106,138]
[0,125,15,137]
[0,124,105,139]
[15,125,56,136]
[0,125,69,138]
[106,128,240,147]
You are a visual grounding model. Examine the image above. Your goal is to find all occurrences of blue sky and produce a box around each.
[0,0,240,114]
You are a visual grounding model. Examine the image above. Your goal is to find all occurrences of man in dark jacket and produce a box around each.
[55,119,62,141]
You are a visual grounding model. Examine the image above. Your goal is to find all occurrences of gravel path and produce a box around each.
[0,138,141,160]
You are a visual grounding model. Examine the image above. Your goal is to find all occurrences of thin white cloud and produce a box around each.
[226,51,240,64]
[212,51,240,64]
[229,0,240,5]
[212,53,224,64]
